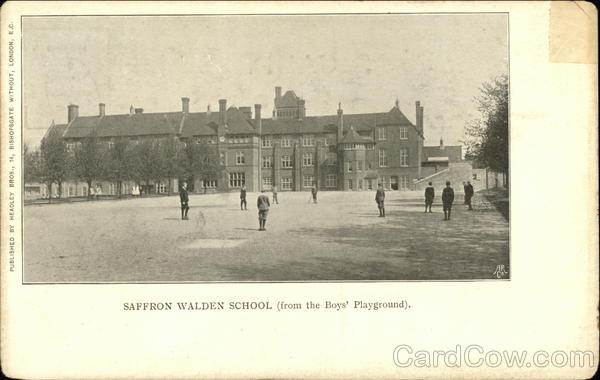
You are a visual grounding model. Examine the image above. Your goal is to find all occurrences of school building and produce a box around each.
[36,86,475,197]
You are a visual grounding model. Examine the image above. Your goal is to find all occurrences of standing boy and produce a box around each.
[240,185,248,210]
[442,181,455,221]
[311,186,318,204]
[179,181,190,220]
[257,190,270,231]
[375,183,385,217]
[465,181,474,211]
[424,182,435,213]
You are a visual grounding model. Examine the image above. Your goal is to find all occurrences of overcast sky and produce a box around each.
[23,14,508,147]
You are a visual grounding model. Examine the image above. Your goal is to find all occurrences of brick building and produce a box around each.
[39,86,468,197]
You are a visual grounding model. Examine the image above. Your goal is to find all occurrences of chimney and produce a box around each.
[129,105,134,116]
[134,108,144,114]
[67,104,79,123]
[420,105,424,133]
[415,101,423,133]
[298,99,305,119]
[219,99,227,125]
[440,137,444,150]
[337,102,344,143]
[395,98,399,108]
[254,104,262,131]
[99,103,105,117]
[275,86,282,100]
[181,97,190,114]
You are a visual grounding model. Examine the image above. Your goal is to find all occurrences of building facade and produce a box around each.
[40,87,467,196]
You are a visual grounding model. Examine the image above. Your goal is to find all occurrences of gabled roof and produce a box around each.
[275,90,302,108]
[62,107,256,139]
[44,122,68,139]
[256,106,419,136]
[422,145,463,162]
[339,127,374,144]
[63,112,182,139]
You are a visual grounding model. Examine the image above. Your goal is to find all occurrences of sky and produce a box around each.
[23,14,508,147]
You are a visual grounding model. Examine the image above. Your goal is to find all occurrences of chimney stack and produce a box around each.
[254,104,262,131]
[440,138,444,149]
[275,86,282,100]
[219,99,227,125]
[67,104,79,123]
[99,103,105,117]
[298,99,306,119]
[416,101,423,133]
[337,102,344,142]
[181,97,190,114]
[134,108,144,114]
[207,104,211,117]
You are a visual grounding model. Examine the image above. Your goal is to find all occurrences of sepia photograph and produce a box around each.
[2,2,598,379]
[22,13,509,283]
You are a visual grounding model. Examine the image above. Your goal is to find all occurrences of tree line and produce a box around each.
[25,130,221,202]
[463,74,509,186]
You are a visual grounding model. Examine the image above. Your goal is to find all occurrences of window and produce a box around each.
[400,176,409,191]
[202,179,217,188]
[357,161,363,171]
[156,183,167,194]
[229,172,245,188]
[81,186,87,197]
[262,155,272,168]
[66,143,75,152]
[262,137,272,148]
[327,152,337,165]
[107,141,114,149]
[473,173,478,180]
[281,155,292,169]
[303,175,314,188]
[367,179,374,190]
[263,177,273,190]
[390,176,398,190]
[219,152,226,166]
[366,143,374,150]
[302,135,314,147]
[378,149,388,167]
[68,185,75,197]
[281,177,292,190]
[400,148,409,166]
[325,134,336,146]
[236,151,245,165]
[326,174,337,188]
[378,127,386,141]
[281,137,291,148]
[302,152,313,167]
[400,127,408,140]
[347,179,353,190]
[346,161,353,172]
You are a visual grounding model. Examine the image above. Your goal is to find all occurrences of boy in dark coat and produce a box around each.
[311,186,318,204]
[257,190,270,231]
[424,182,435,213]
[240,185,247,210]
[375,183,385,217]
[442,181,454,221]
[179,181,190,220]
[465,181,474,210]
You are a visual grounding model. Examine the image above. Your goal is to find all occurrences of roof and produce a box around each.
[339,127,374,144]
[256,106,418,136]
[422,145,462,162]
[63,112,182,139]
[62,107,256,139]
[275,90,302,108]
